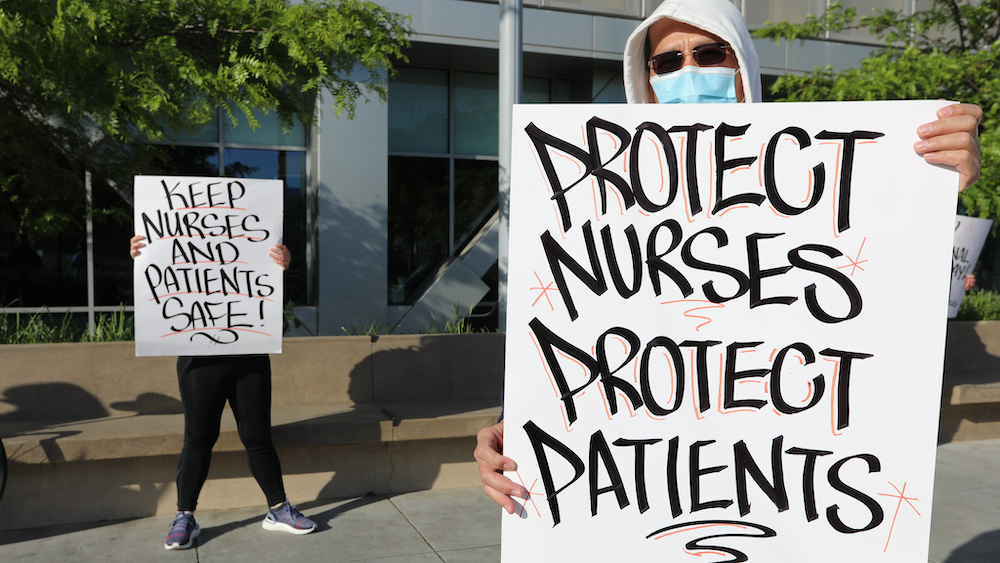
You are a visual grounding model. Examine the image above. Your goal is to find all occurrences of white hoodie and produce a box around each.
[623,0,762,104]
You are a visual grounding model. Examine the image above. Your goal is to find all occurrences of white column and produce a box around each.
[85,171,95,335]
[498,0,522,332]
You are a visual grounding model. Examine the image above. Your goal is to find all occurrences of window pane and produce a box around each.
[553,79,574,102]
[93,178,137,306]
[224,106,306,147]
[152,146,220,177]
[223,149,311,305]
[389,68,449,154]
[546,0,641,17]
[743,1,826,29]
[0,227,87,307]
[524,77,551,103]
[592,69,627,103]
[454,72,499,156]
[454,159,499,249]
[387,156,449,304]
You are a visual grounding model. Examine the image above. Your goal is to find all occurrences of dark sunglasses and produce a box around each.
[648,43,732,75]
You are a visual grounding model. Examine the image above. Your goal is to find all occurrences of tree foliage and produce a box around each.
[754,1,999,220]
[0,0,409,241]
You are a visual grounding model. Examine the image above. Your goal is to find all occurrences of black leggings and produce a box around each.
[175,355,286,511]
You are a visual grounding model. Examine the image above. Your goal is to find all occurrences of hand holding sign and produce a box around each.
[131,235,290,271]
[130,235,146,259]
[914,103,983,191]
[475,420,528,514]
[269,243,291,271]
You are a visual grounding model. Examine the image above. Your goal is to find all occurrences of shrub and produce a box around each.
[955,290,1000,321]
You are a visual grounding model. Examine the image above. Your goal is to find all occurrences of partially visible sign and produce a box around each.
[949,215,992,317]
[133,176,283,356]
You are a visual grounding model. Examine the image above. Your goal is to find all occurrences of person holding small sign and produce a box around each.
[130,235,316,549]
[474,0,983,514]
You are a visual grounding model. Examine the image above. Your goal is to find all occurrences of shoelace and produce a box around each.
[287,505,305,521]
[171,515,192,531]
[288,504,313,527]
[270,502,310,527]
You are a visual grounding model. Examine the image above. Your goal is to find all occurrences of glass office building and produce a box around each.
[1,0,933,335]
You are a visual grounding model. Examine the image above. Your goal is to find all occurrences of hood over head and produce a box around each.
[623,0,761,104]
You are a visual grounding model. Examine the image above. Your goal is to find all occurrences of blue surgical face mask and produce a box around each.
[649,65,739,104]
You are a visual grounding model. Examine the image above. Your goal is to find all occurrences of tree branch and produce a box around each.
[993,0,1000,44]
[949,0,967,49]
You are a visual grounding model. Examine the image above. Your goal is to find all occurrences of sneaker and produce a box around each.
[165,512,200,550]
[262,500,317,535]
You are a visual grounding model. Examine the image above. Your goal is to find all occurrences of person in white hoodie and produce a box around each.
[619,0,981,188]
[623,0,763,105]
[475,0,983,513]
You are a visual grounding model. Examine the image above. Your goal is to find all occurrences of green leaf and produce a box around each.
[0,0,409,239]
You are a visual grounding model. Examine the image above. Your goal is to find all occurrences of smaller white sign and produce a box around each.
[949,215,992,317]
[133,175,284,357]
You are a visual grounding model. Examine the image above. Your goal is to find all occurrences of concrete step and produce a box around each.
[941,322,1000,443]
[0,401,501,531]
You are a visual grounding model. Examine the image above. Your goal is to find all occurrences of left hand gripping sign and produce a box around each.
[501,101,958,562]
[133,175,283,357]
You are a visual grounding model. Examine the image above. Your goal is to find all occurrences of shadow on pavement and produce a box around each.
[195,494,385,547]
[941,529,1000,563]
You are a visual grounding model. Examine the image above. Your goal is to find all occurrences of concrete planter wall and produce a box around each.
[944,320,1000,376]
[0,333,505,419]
[0,333,505,529]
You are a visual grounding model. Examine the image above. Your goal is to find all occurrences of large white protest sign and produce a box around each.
[133,176,283,357]
[502,101,958,562]
[948,215,992,317]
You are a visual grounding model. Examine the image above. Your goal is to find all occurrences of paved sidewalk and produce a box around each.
[1,440,999,562]
[929,439,1000,563]
[0,485,501,563]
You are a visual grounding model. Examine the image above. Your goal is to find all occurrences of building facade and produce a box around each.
[1,0,929,336]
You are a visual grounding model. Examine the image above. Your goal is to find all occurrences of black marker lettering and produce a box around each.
[541,222,607,321]
[765,127,825,215]
[734,436,789,517]
[813,130,885,233]
[713,122,761,215]
[587,117,636,216]
[523,420,585,527]
[612,437,662,514]
[826,454,884,533]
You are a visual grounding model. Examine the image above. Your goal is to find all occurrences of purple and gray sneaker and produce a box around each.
[262,500,317,535]
[165,511,200,550]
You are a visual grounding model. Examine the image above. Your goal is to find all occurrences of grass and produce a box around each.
[81,306,134,342]
[339,303,398,336]
[1,306,133,345]
[2,302,492,344]
[0,308,82,344]
[425,306,492,334]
